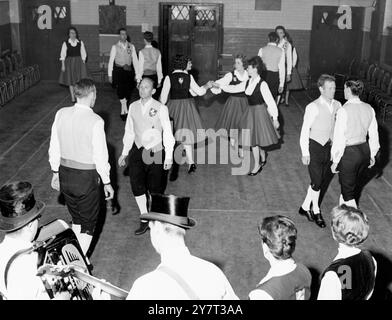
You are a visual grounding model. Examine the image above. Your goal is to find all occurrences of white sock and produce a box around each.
[78,233,93,255]
[120,99,127,114]
[301,186,313,210]
[72,224,82,245]
[310,189,321,214]
[345,199,358,208]
[183,144,194,165]
[339,194,345,205]
[135,194,148,215]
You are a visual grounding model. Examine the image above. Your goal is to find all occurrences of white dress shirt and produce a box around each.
[211,70,249,95]
[221,75,279,120]
[127,245,239,300]
[278,39,293,75]
[48,103,111,184]
[299,96,337,157]
[331,97,380,164]
[59,38,87,61]
[317,244,377,300]
[0,236,48,300]
[249,259,297,300]
[121,98,175,158]
[137,45,163,84]
[160,70,207,105]
[258,43,286,88]
[107,41,139,77]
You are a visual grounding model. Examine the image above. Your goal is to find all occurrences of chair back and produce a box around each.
[380,72,391,92]
[366,64,377,82]
[0,59,6,77]
[372,67,384,87]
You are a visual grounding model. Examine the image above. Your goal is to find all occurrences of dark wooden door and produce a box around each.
[159,3,223,84]
[309,6,365,79]
[22,0,71,80]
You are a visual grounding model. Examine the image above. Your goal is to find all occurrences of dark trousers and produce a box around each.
[142,73,160,100]
[338,142,370,201]
[264,70,280,100]
[128,145,165,197]
[113,64,135,101]
[59,166,101,235]
[308,139,333,192]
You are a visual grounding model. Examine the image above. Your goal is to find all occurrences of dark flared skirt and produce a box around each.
[215,96,248,138]
[239,104,279,148]
[59,56,89,86]
[168,98,206,145]
[287,67,304,90]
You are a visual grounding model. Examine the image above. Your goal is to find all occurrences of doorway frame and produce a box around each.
[158,2,224,76]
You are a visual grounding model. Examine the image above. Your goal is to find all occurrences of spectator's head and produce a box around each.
[234,54,247,72]
[317,74,336,101]
[143,31,154,44]
[185,56,192,71]
[344,79,364,100]
[0,181,45,241]
[74,79,97,108]
[172,54,188,71]
[258,215,297,261]
[142,194,195,254]
[138,78,156,99]
[247,56,266,78]
[268,32,279,44]
[67,26,79,40]
[118,27,128,42]
[331,205,369,247]
[275,25,287,40]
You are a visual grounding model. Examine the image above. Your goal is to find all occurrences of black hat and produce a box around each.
[142,194,196,229]
[0,181,45,232]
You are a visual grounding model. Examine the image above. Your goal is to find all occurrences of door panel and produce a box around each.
[23,0,71,80]
[160,3,223,84]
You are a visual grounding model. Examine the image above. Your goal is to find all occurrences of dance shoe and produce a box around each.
[134,221,150,235]
[298,207,314,222]
[248,164,263,176]
[313,213,326,228]
[188,164,197,174]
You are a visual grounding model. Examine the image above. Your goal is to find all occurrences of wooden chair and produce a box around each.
[89,52,110,87]
[0,58,14,105]
[217,53,233,79]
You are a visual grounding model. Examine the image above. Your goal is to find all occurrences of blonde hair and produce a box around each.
[331,205,369,246]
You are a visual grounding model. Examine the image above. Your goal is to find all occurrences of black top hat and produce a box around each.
[0,181,45,232]
[142,194,196,229]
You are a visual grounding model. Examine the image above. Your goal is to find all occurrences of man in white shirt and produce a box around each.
[108,28,139,120]
[137,31,163,99]
[118,78,175,235]
[48,79,114,254]
[331,80,380,208]
[127,193,239,300]
[299,74,341,228]
[258,32,285,100]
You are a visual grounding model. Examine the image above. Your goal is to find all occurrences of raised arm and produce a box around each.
[211,72,233,95]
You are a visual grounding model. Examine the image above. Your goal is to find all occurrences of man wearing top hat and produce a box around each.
[126,193,239,300]
[118,78,175,236]
[0,181,69,299]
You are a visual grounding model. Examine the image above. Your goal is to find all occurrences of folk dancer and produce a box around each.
[108,28,139,120]
[118,78,175,236]
[299,74,341,228]
[49,79,114,254]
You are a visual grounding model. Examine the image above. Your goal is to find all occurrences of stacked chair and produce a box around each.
[335,58,392,123]
[0,50,40,107]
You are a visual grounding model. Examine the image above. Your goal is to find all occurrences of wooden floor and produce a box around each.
[1,82,392,300]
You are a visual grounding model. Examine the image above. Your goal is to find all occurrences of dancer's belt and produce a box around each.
[60,158,96,170]
[346,141,367,147]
